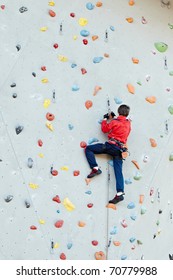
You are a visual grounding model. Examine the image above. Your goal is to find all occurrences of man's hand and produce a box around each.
[110,111,116,118]
[103,113,109,119]
[103,112,116,120]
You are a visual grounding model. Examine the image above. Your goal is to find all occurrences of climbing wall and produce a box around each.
[0,0,173,260]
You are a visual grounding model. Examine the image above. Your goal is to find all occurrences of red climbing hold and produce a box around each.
[46,112,55,121]
[1,5,5,9]
[73,170,80,176]
[41,66,46,71]
[49,10,56,17]
[81,68,87,75]
[55,220,64,228]
[83,39,88,45]
[38,139,43,147]
[52,195,61,203]
[85,100,93,109]
[80,141,87,148]
[60,253,66,260]
[87,203,93,208]
[92,240,98,246]
[30,225,37,230]
[51,170,58,176]
[70,12,75,17]
[53,43,59,49]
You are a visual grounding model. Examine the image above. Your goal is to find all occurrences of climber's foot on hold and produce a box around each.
[87,167,102,178]
[109,193,125,204]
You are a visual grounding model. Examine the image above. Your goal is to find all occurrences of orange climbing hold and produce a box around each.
[73,170,80,176]
[96,2,103,7]
[49,10,56,17]
[93,86,102,96]
[104,53,109,58]
[85,100,93,109]
[139,194,144,204]
[92,35,99,41]
[95,251,106,260]
[126,17,134,23]
[113,241,121,246]
[85,178,91,185]
[127,83,135,94]
[150,138,157,147]
[78,221,86,227]
[46,112,55,121]
[132,57,139,64]
[106,203,117,210]
[129,0,135,5]
[131,160,140,169]
[145,96,156,104]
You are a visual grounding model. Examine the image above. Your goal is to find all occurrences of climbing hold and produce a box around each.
[131,160,140,169]
[52,195,61,203]
[85,190,92,195]
[130,214,137,220]
[85,100,93,109]
[87,203,93,208]
[81,68,87,74]
[86,3,95,10]
[71,63,77,68]
[106,203,117,210]
[93,85,102,96]
[32,72,36,77]
[127,83,135,94]
[110,226,118,235]
[80,30,90,37]
[150,187,154,196]
[110,26,115,31]
[48,1,55,6]
[168,105,173,114]
[30,225,37,230]
[51,170,58,176]
[78,221,86,227]
[96,2,103,7]
[60,253,66,260]
[49,10,56,17]
[139,194,144,204]
[4,195,13,202]
[68,124,74,130]
[16,44,21,51]
[12,93,17,98]
[72,84,80,91]
[60,166,69,171]
[39,219,45,224]
[73,170,80,176]
[85,178,91,185]
[149,138,157,147]
[83,39,88,45]
[95,251,106,260]
[129,0,135,5]
[1,5,5,9]
[41,78,48,83]
[80,141,87,148]
[143,155,149,163]
[15,125,24,135]
[29,183,39,189]
[78,18,88,26]
[92,240,98,246]
[41,66,46,71]
[93,57,103,63]
[46,121,54,131]
[10,83,16,88]
[53,43,58,49]
[121,219,128,228]
[154,42,168,53]
[40,27,48,32]
[141,206,147,215]
[27,157,34,168]
[129,237,136,243]
[125,178,132,184]
[141,16,147,24]
[25,200,30,208]
[169,71,173,76]
[88,138,99,145]
[114,97,122,104]
[54,220,64,228]
[126,17,133,23]
[46,112,55,121]
[63,197,75,211]
[67,243,73,249]
[133,171,142,180]
[113,241,121,246]
[58,55,68,62]
[169,152,173,161]
[70,12,75,17]
[121,255,127,260]
[92,35,99,41]
[145,96,156,104]
[19,6,28,13]
[132,57,139,64]
[127,202,135,209]
[137,240,143,245]
[104,53,109,58]
[38,139,43,147]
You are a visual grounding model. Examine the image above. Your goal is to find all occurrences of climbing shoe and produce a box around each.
[109,194,124,204]
[87,168,102,178]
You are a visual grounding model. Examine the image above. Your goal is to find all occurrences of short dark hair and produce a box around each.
[118,104,130,117]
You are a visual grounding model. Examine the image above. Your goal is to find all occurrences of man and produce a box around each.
[85,104,131,204]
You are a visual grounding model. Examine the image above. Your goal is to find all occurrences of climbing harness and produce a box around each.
[109,137,130,159]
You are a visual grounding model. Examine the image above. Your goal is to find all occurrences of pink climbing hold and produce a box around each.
[55,220,64,228]
[85,100,93,109]
[92,240,98,246]
[81,68,87,75]
[41,66,46,71]
[60,253,66,260]
[52,195,61,203]
[1,5,5,9]
[80,141,87,148]
[30,225,37,230]
[70,12,75,17]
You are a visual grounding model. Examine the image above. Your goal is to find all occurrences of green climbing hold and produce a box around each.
[169,152,173,161]
[168,105,173,115]
[169,71,173,76]
[154,42,168,53]
[133,171,142,181]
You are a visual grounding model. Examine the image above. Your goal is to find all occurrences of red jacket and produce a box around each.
[101,116,131,144]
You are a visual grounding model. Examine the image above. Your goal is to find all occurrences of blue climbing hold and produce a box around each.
[110,226,118,235]
[93,57,103,63]
[71,63,77,68]
[68,124,74,130]
[121,255,127,260]
[85,190,92,195]
[127,202,135,209]
[80,30,90,37]
[110,25,115,31]
[129,237,136,243]
[114,97,122,104]
[130,214,137,221]
[88,137,99,144]
[125,178,132,185]
[72,84,80,91]
[67,242,73,249]
[86,2,95,10]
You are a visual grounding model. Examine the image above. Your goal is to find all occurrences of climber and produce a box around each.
[85,104,131,204]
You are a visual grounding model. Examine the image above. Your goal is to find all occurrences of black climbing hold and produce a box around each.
[12,93,17,98]
[169,254,173,260]
[15,125,24,135]
[32,72,36,77]
[159,209,162,214]
[10,83,16,88]
[16,44,21,51]
[25,200,30,208]
[19,6,28,13]
[4,195,13,202]
[27,157,33,168]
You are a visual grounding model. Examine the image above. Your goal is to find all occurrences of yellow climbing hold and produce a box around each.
[48,1,55,6]
[61,165,69,171]
[39,219,45,224]
[127,83,135,94]
[46,121,54,131]
[145,96,156,104]
[73,35,78,40]
[40,27,48,32]
[29,183,39,189]
[78,18,88,26]
[63,197,75,211]
[43,99,51,108]
[54,242,60,249]
[58,55,68,62]
[38,153,44,158]
[41,78,49,83]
